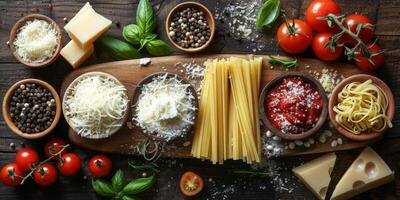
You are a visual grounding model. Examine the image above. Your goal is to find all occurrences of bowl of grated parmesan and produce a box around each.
[9,14,63,67]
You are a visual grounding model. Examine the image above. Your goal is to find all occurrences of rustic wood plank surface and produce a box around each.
[0,0,399,200]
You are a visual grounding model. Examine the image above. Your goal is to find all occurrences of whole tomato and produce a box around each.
[276,19,313,54]
[0,163,24,187]
[354,43,384,72]
[33,163,58,186]
[88,155,112,177]
[57,153,81,176]
[16,148,39,172]
[312,33,344,61]
[343,14,374,47]
[305,0,341,33]
[44,138,67,159]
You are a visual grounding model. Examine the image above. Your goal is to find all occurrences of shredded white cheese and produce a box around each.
[14,19,58,62]
[64,74,128,139]
[133,74,196,141]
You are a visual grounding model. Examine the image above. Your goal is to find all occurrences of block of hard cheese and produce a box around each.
[293,153,337,200]
[64,2,111,49]
[330,147,394,200]
[60,40,94,69]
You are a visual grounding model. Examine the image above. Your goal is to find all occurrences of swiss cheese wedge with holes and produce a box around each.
[330,147,394,200]
[293,153,337,200]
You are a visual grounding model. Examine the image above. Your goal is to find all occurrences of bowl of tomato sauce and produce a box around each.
[259,72,328,140]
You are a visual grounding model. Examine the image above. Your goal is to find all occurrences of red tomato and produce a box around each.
[16,148,39,172]
[276,19,313,54]
[312,33,344,61]
[88,155,112,177]
[343,14,374,47]
[305,0,341,33]
[0,163,24,187]
[179,171,204,196]
[33,163,58,186]
[354,43,384,72]
[44,138,67,158]
[57,153,81,176]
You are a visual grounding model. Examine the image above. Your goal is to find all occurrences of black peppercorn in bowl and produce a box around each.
[2,79,61,139]
[165,2,215,53]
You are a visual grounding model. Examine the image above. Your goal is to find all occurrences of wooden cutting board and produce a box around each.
[60,54,375,158]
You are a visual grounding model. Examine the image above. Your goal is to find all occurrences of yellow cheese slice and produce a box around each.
[330,147,394,200]
[293,153,337,200]
[60,40,94,69]
[64,3,112,49]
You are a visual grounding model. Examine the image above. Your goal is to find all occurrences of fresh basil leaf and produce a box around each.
[92,179,117,197]
[122,175,156,195]
[145,39,173,56]
[256,0,280,29]
[98,35,141,60]
[112,170,126,192]
[123,24,144,46]
[136,0,156,34]
[122,195,140,200]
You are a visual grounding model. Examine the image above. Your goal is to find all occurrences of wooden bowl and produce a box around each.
[131,72,199,142]
[62,72,129,139]
[329,74,395,141]
[259,72,329,140]
[2,79,61,139]
[165,2,215,53]
[9,14,63,68]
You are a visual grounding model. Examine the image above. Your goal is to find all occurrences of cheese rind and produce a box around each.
[293,153,337,200]
[60,40,94,69]
[330,147,394,200]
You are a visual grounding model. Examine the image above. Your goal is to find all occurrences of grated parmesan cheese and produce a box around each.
[64,74,128,139]
[133,74,196,141]
[14,19,58,62]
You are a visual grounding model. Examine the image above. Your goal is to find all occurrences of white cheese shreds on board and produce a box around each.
[311,68,344,94]
[14,19,58,62]
[133,74,196,141]
[64,74,128,139]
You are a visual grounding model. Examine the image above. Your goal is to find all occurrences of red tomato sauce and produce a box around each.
[265,77,323,134]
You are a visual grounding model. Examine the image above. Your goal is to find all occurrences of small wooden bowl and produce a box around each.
[2,79,61,139]
[165,2,215,53]
[62,72,129,139]
[9,14,63,67]
[329,74,395,141]
[259,72,329,140]
[131,72,199,142]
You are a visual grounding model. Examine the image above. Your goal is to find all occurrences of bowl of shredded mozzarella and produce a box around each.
[132,73,198,142]
[62,72,129,139]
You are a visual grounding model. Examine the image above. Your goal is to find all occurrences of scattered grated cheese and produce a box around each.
[14,19,58,62]
[311,68,344,94]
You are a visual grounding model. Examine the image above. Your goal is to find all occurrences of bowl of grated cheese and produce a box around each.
[9,14,63,68]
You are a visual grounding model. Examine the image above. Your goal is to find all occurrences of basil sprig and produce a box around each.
[136,0,156,34]
[92,170,156,200]
[256,0,281,29]
[98,36,141,60]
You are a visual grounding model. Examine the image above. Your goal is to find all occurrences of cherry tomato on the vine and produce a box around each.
[312,33,344,61]
[305,0,341,33]
[343,14,374,47]
[0,163,24,187]
[44,138,67,159]
[276,19,313,54]
[88,155,112,177]
[354,43,384,72]
[179,171,204,197]
[57,153,81,176]
[33,163,58,186]
[16,148,39,172]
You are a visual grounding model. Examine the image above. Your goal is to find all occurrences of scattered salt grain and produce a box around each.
[331,140,338,147]
[337,138,343,145]
[294,140,303,146]
[319,134,327,143]
[266,130,273,137]
[288,142,295,149]
[272,136,281,141]
[308,138,315,145]
[139,57,151,66]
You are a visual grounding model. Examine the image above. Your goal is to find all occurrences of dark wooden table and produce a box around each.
[1,0,400,199]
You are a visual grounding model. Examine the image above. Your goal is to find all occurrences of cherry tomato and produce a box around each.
[179,171,204,196]
[88,155,112,177]
[305,0,341,33]
[16,148,39,172]
[354,43,384,72]
[312,33,344,61]
[57,153,81,176]
[343,14,374,47]
[276,19,313,54]
[44,138,67,159]
[0,163,24,187]
[33,163,58,186]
